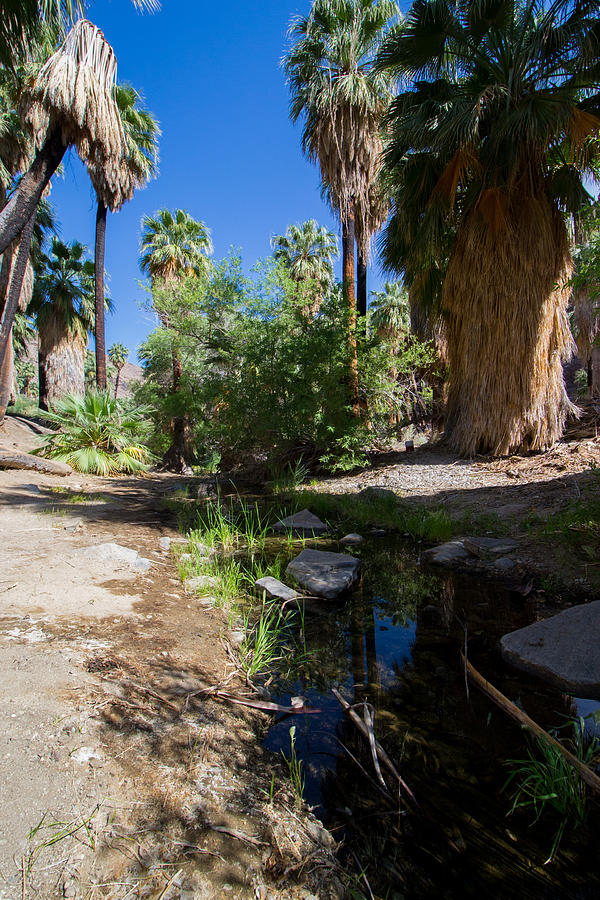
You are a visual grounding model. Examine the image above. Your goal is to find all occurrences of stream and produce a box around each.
[260,534,600,898]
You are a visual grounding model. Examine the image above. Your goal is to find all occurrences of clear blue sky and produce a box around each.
[51,0,396,362]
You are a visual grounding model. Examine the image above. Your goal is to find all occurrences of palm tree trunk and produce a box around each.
[592,344,600,399]
[39,319,86,410]
[342,206,359,415]
[0,212,36,409]
[443,190,575,455]
[357,251,367,318]
[0,328,14,421]
[94,200,108,390]
[163,346,188,472]
[0,129,66,256]
[114,366,121,399]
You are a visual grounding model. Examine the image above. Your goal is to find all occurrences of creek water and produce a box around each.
[261,535,600,898]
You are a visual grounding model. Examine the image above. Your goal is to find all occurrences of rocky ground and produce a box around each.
[1,408,599,899]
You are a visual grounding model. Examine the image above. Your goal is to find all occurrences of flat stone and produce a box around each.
[463,536,518,557]
[133,557,152,572]
[80,542,139,566]
[494,556,516,571]
[286,549,360,600]
[158,536,171,551]
[500,601,600,698]
[185,575,218,593]
[340,533,364,546]
[357,487,398,504]
[255,576,301,603]
[272,509,328,537]
[422,540,470,566]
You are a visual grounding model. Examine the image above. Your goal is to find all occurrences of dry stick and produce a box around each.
[332,688,417,807]
[362,701,387,793]
[153,868,183,900]
[462,653,600,796]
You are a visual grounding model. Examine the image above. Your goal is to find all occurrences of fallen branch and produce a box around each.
[0,450,71,475]
[332,688,417,807]
[198,689,321,715]
[462,653,600,796]
[207,824,267,847]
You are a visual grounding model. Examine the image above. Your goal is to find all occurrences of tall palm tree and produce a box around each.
[139,208,212,470]
[369,280,409,343]
[378,0,600,455]
[271,219,338,317]
[108,341,127,398]
[0,19,129,382]
[29,237,109,408]
[89,83,160,389]
[284,0,399,410]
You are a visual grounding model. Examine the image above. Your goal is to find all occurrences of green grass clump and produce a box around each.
[504,717,600,863]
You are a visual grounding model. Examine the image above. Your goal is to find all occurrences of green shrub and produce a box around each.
[35,392,154,475]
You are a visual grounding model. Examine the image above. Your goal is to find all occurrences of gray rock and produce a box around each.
[158,536,171,552]
[305,819,336,849]
[229,630,245,647]
[463,536,518,557]
[357,487,397,504]
[273,508,328,536]
[185,575,218,593]
[255,576,301,603]
[422,540,470,566]
[500,600,600,697]
[180,553,192,563]
[80,542,139,566]
[494,556,516,571]
[133,557,152,572]
[63,518,83,533]
[286,549,360,599]
[340,533,364,546]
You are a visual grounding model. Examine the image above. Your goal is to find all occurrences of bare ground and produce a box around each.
[1,411,599,899]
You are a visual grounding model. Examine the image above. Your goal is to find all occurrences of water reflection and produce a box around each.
[264,536,600,897]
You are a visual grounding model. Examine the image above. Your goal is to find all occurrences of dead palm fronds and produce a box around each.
[22,19,129,204]
[443,189,576,456]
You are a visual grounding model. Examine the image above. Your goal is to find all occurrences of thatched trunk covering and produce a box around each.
[38,318,85,410]
[443,192,575,456]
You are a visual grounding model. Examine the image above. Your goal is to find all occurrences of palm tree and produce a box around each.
[108,341,128,398]
[378,0,600,455]
[29,237,109,408]
[139,208,212,470]
[0,1,157,69]
[284,0,399,410]
[369,281,409,343]
[0,19,129,383]
[89,83,160,389]
[271,219,338,317]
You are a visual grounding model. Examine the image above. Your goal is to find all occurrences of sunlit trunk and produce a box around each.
[443,189,575,455]
[0,129,65,256]
[357,250,367,318]
[342,204,359,415]
[94,200,108,390]
[38,315,86,410]
[0,213,35,394]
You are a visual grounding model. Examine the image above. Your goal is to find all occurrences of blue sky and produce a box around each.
[51,0,397,362]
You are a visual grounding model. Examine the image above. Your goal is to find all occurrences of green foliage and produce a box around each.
[35,391,154,475]
[241,600,286,678]
[504,718,600,863]
[137,254,433,472]
[280,725,305,808]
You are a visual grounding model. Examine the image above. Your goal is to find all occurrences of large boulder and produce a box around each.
[286,549,360,600]
[272,509,328,537]
[500,601,600,698]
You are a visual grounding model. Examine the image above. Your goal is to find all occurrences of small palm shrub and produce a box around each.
[36,392,154,475]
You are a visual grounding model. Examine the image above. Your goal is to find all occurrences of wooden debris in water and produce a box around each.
[462,653,600,796]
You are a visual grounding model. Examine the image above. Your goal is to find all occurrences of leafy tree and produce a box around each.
[29,238,110,408]
[139,207,213,471]
[271,219,338,317]
[89,83,160,389]
[284,0,400,410]
[378,0,600,455]
[108,341,128,398]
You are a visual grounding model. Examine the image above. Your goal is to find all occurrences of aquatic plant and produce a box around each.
[504,717,600,863]
[281,725,304,808]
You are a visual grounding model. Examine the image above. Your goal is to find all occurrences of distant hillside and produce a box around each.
[115,361,144,399]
